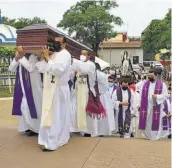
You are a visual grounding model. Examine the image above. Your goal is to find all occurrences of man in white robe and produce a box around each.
[95,63,115,136]
[112,79,137,138]
[9,46,43,136]
[138,69,168,140]
[69,71,78,133]
[108,75,118,98]
[129,83,140,137]
[71,50,95,136]
[136,76,147,93]
[161,86,171,139]
[36,37,71,151]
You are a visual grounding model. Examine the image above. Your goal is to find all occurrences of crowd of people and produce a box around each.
[8,37,171,152]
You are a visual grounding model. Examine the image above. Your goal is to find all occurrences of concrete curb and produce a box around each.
[0,97,13,100]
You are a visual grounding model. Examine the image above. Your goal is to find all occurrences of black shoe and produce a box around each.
[27,131,38,137]
[168,134,171,139]
[73,132,81,135]
[84,133,91,137]
[25,130,31,133]
[42,148,55,152]
[99,135,104,137]
[120,135,124,138]
[130,133,134,138]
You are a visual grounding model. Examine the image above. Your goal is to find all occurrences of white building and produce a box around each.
[0,9,17,47]
[98,33,143,66]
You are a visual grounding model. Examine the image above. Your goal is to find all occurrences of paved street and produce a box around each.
[0,99,171,168]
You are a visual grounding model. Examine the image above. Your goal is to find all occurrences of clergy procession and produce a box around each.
[8,36,171,152]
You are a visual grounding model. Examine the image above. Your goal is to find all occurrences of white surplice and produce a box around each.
[95,70,115,136]
[72,59,100,136]
[136,80,146,92]
[9,55,43,133]
[36,49,71,150]
[131,91,140,137]
[139,81,168,140]
[112,88,137,138]
[108,86,114,98]
[161,95,172,138]
[69,71,78,132]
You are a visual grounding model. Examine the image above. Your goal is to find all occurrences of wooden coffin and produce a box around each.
[16,24,95,59]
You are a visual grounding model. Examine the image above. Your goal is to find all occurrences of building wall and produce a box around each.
[98,48,143,66]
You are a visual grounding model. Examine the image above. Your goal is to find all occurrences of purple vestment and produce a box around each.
[12,53,38,119]
[139,80,163,131]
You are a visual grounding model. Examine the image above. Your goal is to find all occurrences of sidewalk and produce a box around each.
[0,99,171,168]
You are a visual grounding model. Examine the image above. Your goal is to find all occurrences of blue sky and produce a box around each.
[0,0,171,36]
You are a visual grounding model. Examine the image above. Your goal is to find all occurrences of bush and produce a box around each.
[0,47,15,60]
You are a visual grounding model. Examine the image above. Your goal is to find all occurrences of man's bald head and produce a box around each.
[81,50,88,56]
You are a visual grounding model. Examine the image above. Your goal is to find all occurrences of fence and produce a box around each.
[0,68,15,97]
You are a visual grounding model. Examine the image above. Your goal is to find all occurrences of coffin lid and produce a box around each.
[17,23,93,53]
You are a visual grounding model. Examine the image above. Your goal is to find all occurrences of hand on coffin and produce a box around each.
[15,46,24,61]
[42,46,50,61]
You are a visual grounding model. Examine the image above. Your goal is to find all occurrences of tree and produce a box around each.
[58,0,123,54]
[0,47,15,73]
[3,16,47,29]
[142,9,171,53]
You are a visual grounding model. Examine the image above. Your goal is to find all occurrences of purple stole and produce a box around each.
[116,88,131,134]
[139,80,163,131]
[111,84,119,98]
[163,97,172,130]
[12,53,38,119]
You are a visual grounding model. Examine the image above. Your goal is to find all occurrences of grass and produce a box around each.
[0,90,13,98]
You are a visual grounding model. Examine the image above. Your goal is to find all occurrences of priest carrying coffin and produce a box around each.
[36,36,72,152]
[9,46,43,136]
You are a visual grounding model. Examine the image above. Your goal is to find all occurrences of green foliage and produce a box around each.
[3,16,47,29]
[58,0,122,54]
[0,89,13,98]
[142,9,171,53]
[0,47,15,59]
[0,47,15,67]
[0,47,14,72]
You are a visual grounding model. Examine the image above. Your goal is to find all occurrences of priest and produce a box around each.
[161,86,171,139]
[112,78,137,138]
[108,75,118,98]
[9,46,43,136]
[138,69,168,140]
[36,37,71,151]
[69,50,91,133]
[95,63,115,136]
[71,50,106,137]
